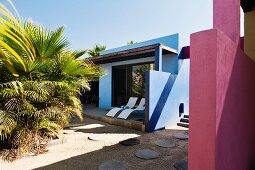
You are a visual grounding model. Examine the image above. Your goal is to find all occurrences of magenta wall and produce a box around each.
[213,0,240,42]
[189,29,255,170]
[189,0,255,169]
[215,32,255,170]
[189,30,217,170]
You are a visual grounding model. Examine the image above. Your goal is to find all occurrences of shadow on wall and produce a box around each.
[216,40,255,170]
[189,29,255,170]
[147,59,190,132]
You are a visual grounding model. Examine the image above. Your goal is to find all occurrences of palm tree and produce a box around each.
[127,40,137,45]
[0,5,35,77]
[0,3,102,161]
[87,44,106,57]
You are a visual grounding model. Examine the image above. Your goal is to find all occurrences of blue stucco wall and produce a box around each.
[101,34,179,56]
[98,64,112,109]
[147,59,190,131]
[98,34,180,110]
[162,54,179,74]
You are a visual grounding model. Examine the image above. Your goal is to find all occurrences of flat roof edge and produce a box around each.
[100,33,179,56]
[90,43,178,64]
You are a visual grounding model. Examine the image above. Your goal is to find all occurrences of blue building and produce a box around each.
[90,34,190,132]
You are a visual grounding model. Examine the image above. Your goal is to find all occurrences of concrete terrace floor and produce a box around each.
[84,104,108,116]
[83,104,145,121]
[0,118,188,170]
[83,104,146,131]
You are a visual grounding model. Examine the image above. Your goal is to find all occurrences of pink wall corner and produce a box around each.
[213,0,240,43]
[189,28,255,170]
[215,31,255,170]
[189,29,218,170]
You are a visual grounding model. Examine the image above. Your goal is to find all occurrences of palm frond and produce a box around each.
[0,110,17,140]
[71,50,86,59]
[24,23,69,59]
[87,44,106,57]
[37,120,61,137]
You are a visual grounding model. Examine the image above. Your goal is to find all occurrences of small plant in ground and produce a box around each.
[0,3,102,161]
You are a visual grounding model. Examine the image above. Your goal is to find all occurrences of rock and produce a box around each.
[173,133,188,140]
[63,129,76,134]
[88,134,107,141]
[119,138,140,146]
[135,149,160,160]
[174,160,188,170]
[99,160,128,170]
[155,139,176,148]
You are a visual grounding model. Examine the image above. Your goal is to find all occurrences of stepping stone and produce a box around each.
[63,129,76,134]
[174,160,188,170]
[155,139,176,148]
[99,160,128,170]
[88,134,107,141]
[173,133,188,140]
[119,138,140,146]
[135,149,160,160]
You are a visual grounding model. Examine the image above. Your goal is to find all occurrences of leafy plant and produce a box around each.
[86,44,106,57]
[127,40,137,45]
[0,2,102,161]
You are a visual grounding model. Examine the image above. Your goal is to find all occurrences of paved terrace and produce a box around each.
[83,104,146,131]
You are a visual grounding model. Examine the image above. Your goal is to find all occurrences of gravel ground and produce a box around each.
[0,118,188,170]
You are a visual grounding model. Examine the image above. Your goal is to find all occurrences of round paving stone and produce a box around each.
[119,138,140,146]
[88,134,107,141]
[155,139,176,148]
[135,149,160,160]
[173,133,188,140]
[99,160,128,170]
[174,160,188,170]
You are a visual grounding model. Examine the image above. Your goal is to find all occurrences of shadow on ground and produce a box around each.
[67,116,144,135]
[34,128,188,170]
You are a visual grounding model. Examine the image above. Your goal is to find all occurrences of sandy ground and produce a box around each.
[0,118,188,170]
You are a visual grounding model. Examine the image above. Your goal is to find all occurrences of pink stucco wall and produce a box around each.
[189,30,217,170]
[189,29,255,169]
[215,31,255,170]
[213,0,240,42]
[189,0,255,169]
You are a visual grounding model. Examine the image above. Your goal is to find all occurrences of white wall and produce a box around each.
[163,59,190,129]
[148,59,190,131]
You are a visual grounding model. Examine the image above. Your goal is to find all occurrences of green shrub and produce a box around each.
[0,3,102,161]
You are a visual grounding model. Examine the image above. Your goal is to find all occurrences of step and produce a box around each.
[183,115,189,119]
[84,114,145,132]
[177,123,189,128]
[180,118,189,123]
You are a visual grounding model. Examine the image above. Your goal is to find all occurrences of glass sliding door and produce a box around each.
[112,63,154,107]
[131,63,154,98]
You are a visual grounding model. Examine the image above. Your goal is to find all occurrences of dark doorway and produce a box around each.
[112,63,154,107]
[112,66,132,107]
[81,81,99,106]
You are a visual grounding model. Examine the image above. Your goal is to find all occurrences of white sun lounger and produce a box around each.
[106,97,138,117]
[117,98,145,119]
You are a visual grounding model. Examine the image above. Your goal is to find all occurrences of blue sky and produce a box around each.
[2,0,243,51]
